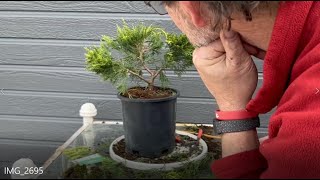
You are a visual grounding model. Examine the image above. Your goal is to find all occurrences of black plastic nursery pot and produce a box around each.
[117,88,179,158]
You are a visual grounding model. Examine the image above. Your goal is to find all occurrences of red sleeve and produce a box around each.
[211,148,267,179]
[212,62,320,178]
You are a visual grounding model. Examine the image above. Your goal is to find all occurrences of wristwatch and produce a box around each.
[213,116,260,135]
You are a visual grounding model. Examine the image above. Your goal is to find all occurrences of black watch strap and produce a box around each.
[213,116,260,135]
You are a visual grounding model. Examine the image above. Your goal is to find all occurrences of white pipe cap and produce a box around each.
[11,158,36,179]
[79,103,97,117]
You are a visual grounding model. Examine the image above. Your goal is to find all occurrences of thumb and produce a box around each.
[220,30,250,66]
[243,42,266,60]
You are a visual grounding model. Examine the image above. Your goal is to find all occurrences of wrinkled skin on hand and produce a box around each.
[192,30,258,111]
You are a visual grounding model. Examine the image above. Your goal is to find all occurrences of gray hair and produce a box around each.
[165,1,279,31]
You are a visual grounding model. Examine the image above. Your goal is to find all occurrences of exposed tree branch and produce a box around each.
[139,49,153,76]
[151,68,164,84]
[143,64,154,75]
[127,69,151,85]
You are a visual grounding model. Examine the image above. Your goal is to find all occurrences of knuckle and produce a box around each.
[192,56,198,65]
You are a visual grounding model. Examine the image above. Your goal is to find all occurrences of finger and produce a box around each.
[193,39,225,61]
[252,50,266,60]
[242,43,266,60]
[242,43,258,56]
[220,30,250,66]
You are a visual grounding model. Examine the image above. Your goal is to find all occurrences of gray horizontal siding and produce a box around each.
[0,1,271,172]
[0,40,94,67]
[0,92,215,123]
[0,115,81,141]
[0,1,155,13]
[0,91,272,127]
[0,12,177,40]
[0,40,264,72]
[0,139,61,162]
[0,66,264,98]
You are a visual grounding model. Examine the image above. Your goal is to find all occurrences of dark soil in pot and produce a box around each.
[122,86,174,99]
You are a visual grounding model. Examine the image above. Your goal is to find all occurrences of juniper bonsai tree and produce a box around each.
[85,21,194,99]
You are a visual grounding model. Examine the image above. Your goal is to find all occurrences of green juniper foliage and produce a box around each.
[85,21,194,95]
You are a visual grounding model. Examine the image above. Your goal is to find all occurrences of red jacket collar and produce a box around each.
[247,1,316,114]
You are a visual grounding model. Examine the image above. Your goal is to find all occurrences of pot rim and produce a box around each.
[117,87,179,103]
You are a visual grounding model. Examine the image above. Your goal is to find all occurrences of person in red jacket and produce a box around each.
[145,1,320,178]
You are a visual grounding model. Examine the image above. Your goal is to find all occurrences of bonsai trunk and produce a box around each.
[147,84,155,91]
[147,68,163,91]
[128,68,164,92]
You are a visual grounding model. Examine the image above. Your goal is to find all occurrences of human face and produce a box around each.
[165,2,220,47]
[147,1,275,55]
[165,1,277,58]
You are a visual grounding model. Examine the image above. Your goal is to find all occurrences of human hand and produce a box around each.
[192,30,258,111]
